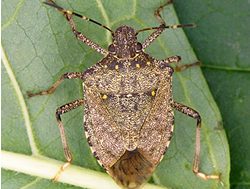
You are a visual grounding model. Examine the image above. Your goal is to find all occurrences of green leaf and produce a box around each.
[173,0,250,188]
[1,0,229,189]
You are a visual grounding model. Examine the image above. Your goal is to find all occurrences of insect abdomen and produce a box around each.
[108,149,154,189]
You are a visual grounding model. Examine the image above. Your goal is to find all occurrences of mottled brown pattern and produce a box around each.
[84,84,125,167]
[137,67,174,165]
[142,26,165,49]
[109,149,154,189]
[27,1,220,188]
[83,26,176,187]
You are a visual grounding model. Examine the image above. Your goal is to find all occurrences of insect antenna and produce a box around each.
[136,23,196,35]
[44,0,114,34]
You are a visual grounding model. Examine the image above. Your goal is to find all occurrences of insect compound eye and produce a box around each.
[108,44,116,54]
[135,42,142,52]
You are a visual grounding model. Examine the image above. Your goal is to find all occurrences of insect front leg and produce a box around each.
[44,0,109,55]
[53,99,84,180]
[171,101,220,180]
[154,0,173,26]
[141,0,194,50]
[27,72,83,98]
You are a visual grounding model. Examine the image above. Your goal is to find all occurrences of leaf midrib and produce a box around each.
[1,45,39,156]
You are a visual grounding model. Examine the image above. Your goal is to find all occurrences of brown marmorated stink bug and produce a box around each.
[28,0,220,188]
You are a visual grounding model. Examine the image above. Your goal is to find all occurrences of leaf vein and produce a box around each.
[1,46,40,155]
[20,177,42,189]
[2,0,26,30]
[95,0,112,43]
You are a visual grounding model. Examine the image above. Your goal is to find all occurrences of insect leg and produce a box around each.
[162,56,201,72]
[53,98,84,180]
[171,101,220,180]
[44,0,109,55]
[140,0,195,50]
[154,0,173,26]
[163,55,181,64]
[27,72,83,98]
[174,61,201,72]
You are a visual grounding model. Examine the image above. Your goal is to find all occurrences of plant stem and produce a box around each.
[1,150,168,189]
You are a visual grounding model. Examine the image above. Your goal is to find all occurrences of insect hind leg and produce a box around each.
[53,99,84,181]
[171,101,220,180]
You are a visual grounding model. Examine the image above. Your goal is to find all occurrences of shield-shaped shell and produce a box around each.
[83,25,174,189]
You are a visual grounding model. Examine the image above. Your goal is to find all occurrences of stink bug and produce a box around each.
[28,0,220,188]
